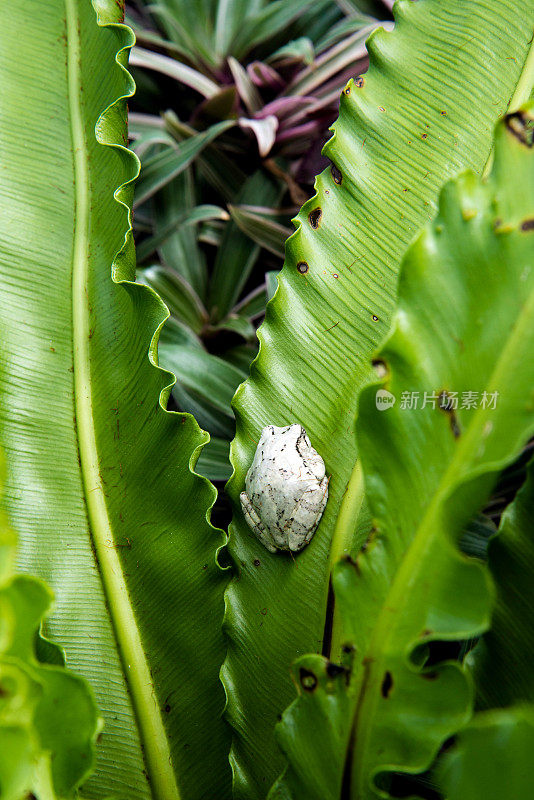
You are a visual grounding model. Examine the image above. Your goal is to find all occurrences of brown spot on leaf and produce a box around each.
[308,208,322,229]
[331,164,342,184]
[326,662,348,681]
[296,261,309,274]
[422,670,439,680]
[438,390,461,438]
[354,76,364,88]
[462,208,477,221]
[505,110,534,147]
[521,218,534,231]
[362,527,377,552]
[343,554,361,574]
[381,671,393,698]
[253,558,261,567]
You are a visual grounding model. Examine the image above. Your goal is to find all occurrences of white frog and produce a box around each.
[240,424,329,553]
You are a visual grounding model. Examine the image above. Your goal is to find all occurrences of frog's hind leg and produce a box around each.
[240,492,278,553]
[288,477,329,552]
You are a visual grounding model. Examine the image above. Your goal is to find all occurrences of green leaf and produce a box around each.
[229,205,292,258]
[223,3,534,795]
[228,55,263,113]
[164,111,247,201]
[265,270,279,301]
[231,0,328,60]
[196,436,232,482]
[0,3,230,799]
[130,45,220,98]
[315,13,377,52]
[159,340,246,438]
[153,168,210,299]
[224,342,260,374]
[215,313,257,340]
[0,467,99,800]
[141,0,218,69]
[138,265,207,333]
[126,22,196,64]
[473,458,534,709]
[129,112,176,153]
[438,706,534,800]
[209,171,283,320]
[198,218,226,247]
[233,282,271,321]
[267,37,315,67]
[271,106,534,799]
[134,119,234,207]
[214,0,253,61]
[284,22,381,97]
[136,203,228,263]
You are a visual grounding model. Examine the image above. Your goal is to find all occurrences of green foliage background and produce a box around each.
[0,1,532,799]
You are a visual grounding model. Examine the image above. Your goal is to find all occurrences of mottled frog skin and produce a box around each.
[239,424,328,553]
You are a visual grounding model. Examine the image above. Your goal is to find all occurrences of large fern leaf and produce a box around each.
[223,2,534,795]
[0,2,230,798]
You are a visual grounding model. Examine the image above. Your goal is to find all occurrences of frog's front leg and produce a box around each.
[287,476,329,552]
[240,491,278,553]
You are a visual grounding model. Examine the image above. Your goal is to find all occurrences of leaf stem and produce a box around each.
[350,282,534,796]
[327,458,365,658]
[66,3,180,798]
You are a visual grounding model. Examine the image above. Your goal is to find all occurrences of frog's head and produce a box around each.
[260,423,305,454]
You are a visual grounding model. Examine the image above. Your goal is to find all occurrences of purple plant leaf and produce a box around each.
[255,96,315,122]
[239,115,279,157]
[275,119,323,156]
[247,61,285,91]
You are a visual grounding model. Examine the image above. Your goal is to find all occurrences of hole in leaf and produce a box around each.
[308,208,322,228]
[330,164,342,184]
[381,671,393,698]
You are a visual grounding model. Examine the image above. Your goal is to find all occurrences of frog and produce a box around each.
[239,424,329,553]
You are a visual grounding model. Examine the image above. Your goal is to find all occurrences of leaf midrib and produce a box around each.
[350,278,534,796]
[66,4,179,798]
[327,24,534,671]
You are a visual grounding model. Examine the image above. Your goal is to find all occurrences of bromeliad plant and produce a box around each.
[0,1,533,800]
[125,0,390,479]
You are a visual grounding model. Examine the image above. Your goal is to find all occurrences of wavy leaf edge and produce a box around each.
[92,1,225,550]
[221,11,409,783]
